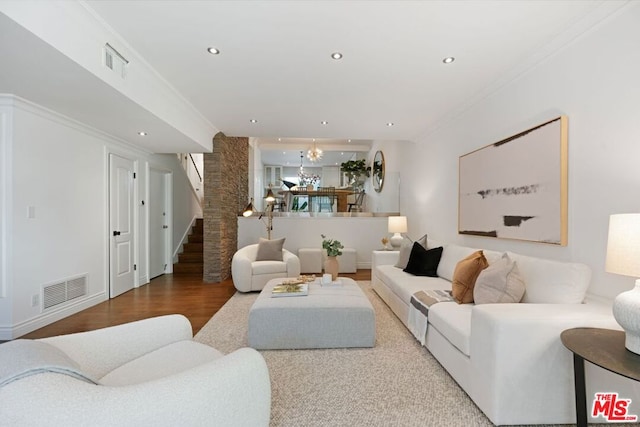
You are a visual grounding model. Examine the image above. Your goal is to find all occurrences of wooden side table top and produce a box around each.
[561,327,640,382]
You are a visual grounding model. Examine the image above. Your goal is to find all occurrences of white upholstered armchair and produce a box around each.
[0,315,271,426]
[232,242,301,292]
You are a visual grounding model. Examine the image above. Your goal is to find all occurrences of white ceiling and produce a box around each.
[1,1,626,155]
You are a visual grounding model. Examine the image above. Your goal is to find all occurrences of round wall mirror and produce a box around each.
[372,150,385,193]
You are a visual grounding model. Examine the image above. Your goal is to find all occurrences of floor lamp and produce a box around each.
[242,192,275,240]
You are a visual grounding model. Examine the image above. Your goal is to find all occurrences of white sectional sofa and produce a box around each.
[372,241,624,426]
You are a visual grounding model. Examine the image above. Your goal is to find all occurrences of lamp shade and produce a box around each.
[242,199,255,217]
[388,216,407,234]
[265,188,276,202]
[606,214,640,277]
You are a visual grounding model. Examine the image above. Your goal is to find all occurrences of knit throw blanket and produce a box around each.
[408,290,454,345]
[0,339,97,387]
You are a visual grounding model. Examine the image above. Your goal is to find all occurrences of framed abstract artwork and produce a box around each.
[458,116,568,245]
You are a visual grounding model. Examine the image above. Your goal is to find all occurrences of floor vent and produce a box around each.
[43,274,88,310]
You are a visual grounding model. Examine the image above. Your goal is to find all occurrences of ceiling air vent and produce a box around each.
[43,274,88,311]
[104,43,129,79]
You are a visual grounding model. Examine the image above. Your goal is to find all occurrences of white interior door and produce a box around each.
[149,168,169,279]
[109,154,135,298]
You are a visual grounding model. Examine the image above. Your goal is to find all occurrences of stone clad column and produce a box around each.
[203,132,248,282]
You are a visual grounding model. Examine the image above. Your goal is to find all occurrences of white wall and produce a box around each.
[366,140,403,214]
[401,3,640,300]
[238,216,389,269]
[0,95,202,339]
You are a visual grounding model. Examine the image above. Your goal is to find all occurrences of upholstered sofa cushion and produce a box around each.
[100,340,223,386]
[427,302,473,356]
[451,250,488,303]
[507,251,591,304]
[376,264,450,304]
[474,254,525,304]
[255,237,285,261]
[252,260,288,275]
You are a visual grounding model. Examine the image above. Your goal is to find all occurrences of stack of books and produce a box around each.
[271,281,309,298]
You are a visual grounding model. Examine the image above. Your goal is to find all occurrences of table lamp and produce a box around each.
[388,216,407,249]
[605,213,640,354]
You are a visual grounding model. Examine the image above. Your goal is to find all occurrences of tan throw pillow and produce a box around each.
[451,250,488,304]
[474,254,525,304]
[255,237,285,261]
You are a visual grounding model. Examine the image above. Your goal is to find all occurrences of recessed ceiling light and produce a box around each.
[207,47,220,55]
[331,52,343,60]
[443,56,455,64]
[321,120,328,125]
[386,122,395,127]
[348,139,351,143]
[249,119,258,123]
[138,131,147,136]
[278,138,282,141]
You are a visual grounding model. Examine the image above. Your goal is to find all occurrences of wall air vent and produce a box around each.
[104,43,129,79]
[43,274,88,311]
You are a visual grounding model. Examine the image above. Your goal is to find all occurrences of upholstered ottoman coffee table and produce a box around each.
[248,277,375,350]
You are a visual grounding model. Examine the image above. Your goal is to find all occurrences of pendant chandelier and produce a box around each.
[307,140,323,163]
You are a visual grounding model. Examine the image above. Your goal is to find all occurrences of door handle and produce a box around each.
[113,231,121,236]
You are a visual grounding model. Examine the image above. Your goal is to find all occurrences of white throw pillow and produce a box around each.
[474,254,525,304]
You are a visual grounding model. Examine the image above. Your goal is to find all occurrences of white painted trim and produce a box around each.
[0,292,108,340]
[0,101,12,299]
[173,215,199,264]
[165,171,175,274]
[148,163,174,276]
[5,94,153,156]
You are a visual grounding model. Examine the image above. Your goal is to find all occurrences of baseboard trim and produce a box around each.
[0,292,107,340]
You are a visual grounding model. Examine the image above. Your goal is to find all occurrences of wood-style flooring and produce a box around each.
[22,270,372,339]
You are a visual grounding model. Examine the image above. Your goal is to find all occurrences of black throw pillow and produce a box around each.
[403,243,443,277]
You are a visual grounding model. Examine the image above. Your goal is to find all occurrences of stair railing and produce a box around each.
[177,153,204,206]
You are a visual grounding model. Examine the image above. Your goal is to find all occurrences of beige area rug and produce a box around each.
[194,281,615,427]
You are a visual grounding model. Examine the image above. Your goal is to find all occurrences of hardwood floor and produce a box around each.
[22,270,372,339]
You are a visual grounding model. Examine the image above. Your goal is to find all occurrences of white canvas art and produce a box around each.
[459,116,568,245]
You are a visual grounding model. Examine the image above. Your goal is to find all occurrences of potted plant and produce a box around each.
[321,234,344,280]
[340,159,371,188]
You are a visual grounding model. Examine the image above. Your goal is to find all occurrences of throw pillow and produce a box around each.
[395,234,428,269]
[451,250,488,304]
[255,237,285,261]
[474,254,526,304]
[403,243,443,277]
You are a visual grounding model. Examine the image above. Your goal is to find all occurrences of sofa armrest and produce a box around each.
[469,302,620,425]
[372,250,400,269]
[40,314,193,379]
[0,347,271,426]
[232,249,253,292]
[284,249,301,277]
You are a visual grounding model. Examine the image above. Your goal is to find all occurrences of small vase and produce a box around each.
[324,256,339,281]
[307,184,314,191]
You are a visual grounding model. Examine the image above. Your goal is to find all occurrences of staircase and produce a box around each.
[173,218,203,274]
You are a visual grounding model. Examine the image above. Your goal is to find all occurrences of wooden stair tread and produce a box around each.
[173,219,203,275]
